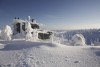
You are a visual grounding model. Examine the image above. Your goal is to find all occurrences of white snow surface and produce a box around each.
[0,39,100,67]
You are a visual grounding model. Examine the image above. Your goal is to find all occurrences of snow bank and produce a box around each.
[71,34,86,46]
[0,25,12,41]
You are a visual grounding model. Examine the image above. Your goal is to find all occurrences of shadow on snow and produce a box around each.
[90,47,100,57]
[0,40,57,51]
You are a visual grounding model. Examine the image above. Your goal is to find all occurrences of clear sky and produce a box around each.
[0,0,100,30]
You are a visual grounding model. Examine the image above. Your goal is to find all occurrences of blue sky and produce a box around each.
[0,0,100,30]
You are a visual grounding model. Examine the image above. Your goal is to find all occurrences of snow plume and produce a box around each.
[71,34,86,46]
[1,25,12,41]
[25,22,33,41]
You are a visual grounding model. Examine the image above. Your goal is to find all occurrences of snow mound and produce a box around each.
[71,34,86,46]
[0,25,12,41]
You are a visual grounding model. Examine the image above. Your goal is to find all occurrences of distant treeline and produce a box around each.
[56,29,100,45]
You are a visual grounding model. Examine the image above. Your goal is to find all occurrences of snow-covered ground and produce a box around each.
[0,39,100,67]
